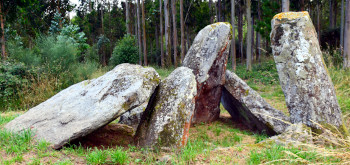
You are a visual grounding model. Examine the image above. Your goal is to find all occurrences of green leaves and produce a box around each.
[109,34,139,66]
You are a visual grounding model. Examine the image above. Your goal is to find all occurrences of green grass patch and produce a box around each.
[249,144,340,164]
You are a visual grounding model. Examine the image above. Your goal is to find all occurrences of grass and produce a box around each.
[0,58,349,164]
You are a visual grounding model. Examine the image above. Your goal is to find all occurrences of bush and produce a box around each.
[109,34,138,66]
[7,36,41,67]
[36,35,77,76]
[0,61,34,108]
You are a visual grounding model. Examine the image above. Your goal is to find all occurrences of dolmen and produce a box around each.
[4,17,345,149]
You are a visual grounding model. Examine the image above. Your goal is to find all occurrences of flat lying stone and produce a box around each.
[5,64,160,149]
[183,22,232,124]
[271,12,343,130]
[119,102,147,131]
[221,70,290,135]
[135,67,197,148]
[262,123,313,146]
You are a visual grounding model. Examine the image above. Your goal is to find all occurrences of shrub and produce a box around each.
[109,34,138,66]
[36,35,77,76]
[0,61,34,108]
[7,36,41,67]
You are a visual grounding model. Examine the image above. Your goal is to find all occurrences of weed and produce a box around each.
[0,129,32,154]
[85,148,108,165]
[110,147,129,165]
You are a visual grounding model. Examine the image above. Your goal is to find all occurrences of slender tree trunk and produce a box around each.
[238,0,243,64]
[282,0,289,12]
[251,16,254,61]
[172,0,178,67]
[330,0,334,29]
[222,0,226,22]
[164,0,172,66]
[218,0,221,22]
[126,0,131,34]
[344,0,350,68]
[0,2,6,59]
[160,0,165,68]
[141,0,147,65]
[257,0,261,63]
[341,0,345,51]
[137,0,142,65]
[300,0,304,11]
[256,33,261,63]
[231,0,236,71]
[246,0,252,71]
[186,25,190,51]
[156,24,159,51]
[89,0,92,12]
[180,0,185,63]
[209,0,213,23]
[101,3,106,66]
[317,0,321,44]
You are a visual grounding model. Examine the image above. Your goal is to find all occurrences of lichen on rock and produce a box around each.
[270,12,343,131]
[5,63,160,149]
[134,67,197,148]
[221,70,290,135]
[183,22,232,124]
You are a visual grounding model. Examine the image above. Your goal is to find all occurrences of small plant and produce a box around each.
[214,127,222,136]
[110,147,129,164]
[86,148,108,165]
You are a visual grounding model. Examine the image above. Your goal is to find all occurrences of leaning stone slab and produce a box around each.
[119,102,147,131]
[135,67,197,148]
[183,22,232,124]
[271,12,343,130]
[221,70,290,135]
[5,64,160,149]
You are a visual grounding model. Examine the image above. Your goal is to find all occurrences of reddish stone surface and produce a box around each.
[183,23,232,124]
[192,42,229,124]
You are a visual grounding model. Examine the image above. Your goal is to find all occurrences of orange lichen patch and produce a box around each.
[180,115,193,147]
[273,11,310,20]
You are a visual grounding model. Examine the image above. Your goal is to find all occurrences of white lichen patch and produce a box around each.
[271,12,343,130]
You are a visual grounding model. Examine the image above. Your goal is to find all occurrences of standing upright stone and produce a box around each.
[183,22,232,124]
[271,12,343,130]
[135,67,197,148]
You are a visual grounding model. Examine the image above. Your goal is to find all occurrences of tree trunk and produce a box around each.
[218,0,221,22]
[209,0,213,23]
[256,33,261,63]
[180,0,185,63]
[160,0,165,68]
[252,16,254,61]
[282,0,289,12]
[341,0,345,51]
[329,0,336,29]
[238,0,243,64]
[300,0,304,11]
[164,0,172,66]
[317,0,321,44]
[137,0,143,65]
[101,2,106,66]
[231,0,236,71]
[344,0,350,68]
[172,0,178,67]
[141,0,147,65]
[126,0,131,34]
[0,2,6,59]
[257,0,261,63]
[89,0,92,12]
[246,0,252,71]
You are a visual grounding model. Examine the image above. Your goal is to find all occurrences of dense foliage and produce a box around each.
[110,34,139,66]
